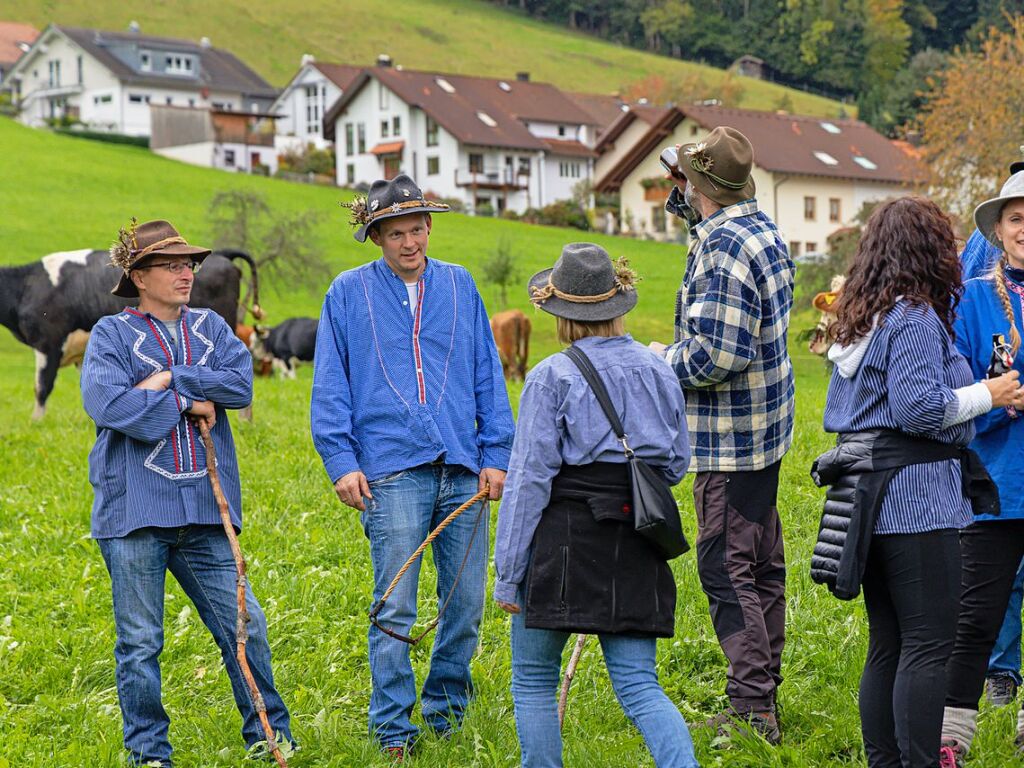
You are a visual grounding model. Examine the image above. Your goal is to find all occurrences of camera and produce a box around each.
[659,146,683,179]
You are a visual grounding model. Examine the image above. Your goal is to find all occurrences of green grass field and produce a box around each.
[0,116,1018,767]
[0,0,848,118]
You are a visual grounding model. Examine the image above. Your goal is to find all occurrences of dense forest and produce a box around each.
[489,0,1024,135]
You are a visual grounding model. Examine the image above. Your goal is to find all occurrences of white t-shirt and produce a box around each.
[405,282,418,315]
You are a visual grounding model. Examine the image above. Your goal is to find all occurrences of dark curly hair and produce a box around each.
[832,196,962,345]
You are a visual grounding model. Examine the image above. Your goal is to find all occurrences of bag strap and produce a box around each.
[562,345,634,457]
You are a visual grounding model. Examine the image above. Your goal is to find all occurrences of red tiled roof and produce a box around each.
[311,62,363,92]
[0,22,39,66]
[542,138,597,158]
[370,140,404,156]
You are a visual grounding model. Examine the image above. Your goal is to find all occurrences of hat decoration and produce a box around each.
[109,216,190,271]
[686,140,748,192]
[340,195,450,232]
[530,256,640,307]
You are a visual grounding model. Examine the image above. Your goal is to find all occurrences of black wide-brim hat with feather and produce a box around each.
[109,219,211,298]
[343,174,450,243]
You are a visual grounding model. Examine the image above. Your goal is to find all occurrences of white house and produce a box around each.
[149,103,279,175]
[271,56,362,152]
[323,62,599,214]
[9,22,277,137]
[595,104,927,251]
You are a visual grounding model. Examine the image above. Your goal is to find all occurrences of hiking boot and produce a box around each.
[985,672,1018,707]
[939,740,966,768]
[702,708,782,745]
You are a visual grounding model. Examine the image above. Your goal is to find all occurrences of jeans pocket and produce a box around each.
[370,469,409,486]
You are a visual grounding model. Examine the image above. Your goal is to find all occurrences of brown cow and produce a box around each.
[235,323,273,377]
[490,309,531,381]
[809,274,845,357]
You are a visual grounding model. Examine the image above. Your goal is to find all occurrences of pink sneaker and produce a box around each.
[939,741,965,768]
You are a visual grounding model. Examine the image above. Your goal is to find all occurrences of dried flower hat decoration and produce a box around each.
[109,217,141,271]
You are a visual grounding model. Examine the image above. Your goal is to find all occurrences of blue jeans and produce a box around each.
[97,526,293,767]
[510,609,699,768]
[361,464,488,747]
[988,557,1024,684]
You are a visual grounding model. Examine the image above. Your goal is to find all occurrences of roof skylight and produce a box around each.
[477,111,497,127]
[853,156,878,170]
[813,151,839,166]
[820,121,841,134]
[498,81,511,92]
[435,77,455,93]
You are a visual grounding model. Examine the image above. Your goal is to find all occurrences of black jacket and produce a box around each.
[525,462,676,637]
[809,429,998,600]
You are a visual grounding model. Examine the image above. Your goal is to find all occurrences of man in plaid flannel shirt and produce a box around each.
[653,127,795,743]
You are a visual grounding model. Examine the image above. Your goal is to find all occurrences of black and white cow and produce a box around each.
[250,317,318,379]
[0,248,260,418]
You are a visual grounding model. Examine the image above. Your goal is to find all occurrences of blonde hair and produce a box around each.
[991,255,1022,355]
[556,315,625,345]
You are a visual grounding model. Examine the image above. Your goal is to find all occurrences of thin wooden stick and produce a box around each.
[558,634,588,730]
[198,419,288,768]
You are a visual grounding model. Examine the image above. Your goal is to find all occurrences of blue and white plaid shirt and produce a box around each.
[665,198,795,472]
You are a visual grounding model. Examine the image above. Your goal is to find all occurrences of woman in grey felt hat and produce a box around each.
[940,171,1024,763]
[492,243,699,767]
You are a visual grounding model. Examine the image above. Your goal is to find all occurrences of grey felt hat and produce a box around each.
[528,242,638,322]
[975,171,1024,249]
[342,174,450,243]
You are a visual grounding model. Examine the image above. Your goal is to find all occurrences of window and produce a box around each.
[426,117,439,147]
[165,55,192,74]
[652,206,667,233]
[305,85,320,135]
[48,60,60,87]
[518,156,530,175]
[477,111,496,127]
[690,125,699,136]
[804,196,816,221]
[357,123,366,153]
[853,156,878,170]
[820,121,841,134]
[392,116,401,135]
[188,98,195,107]
[140,52,151,71]
[789,241,801,257]
[559,161,581,178]
[813,151,838,166]
[165,96,173,105]
[379,83,389,109]
[128,93,150,104]
[435,77,455,94]
[77,55,83,85]
[346,163,355,185]
[212,101,226,109]
[93,93,112,105]
[829,198,841,223]
[225,149,236,167]
[806,242,818,253]
[345,123,355,156]
[427,156,440,175]
[557,125,566,137]
[381,120,389,138]
[469,153,484,173]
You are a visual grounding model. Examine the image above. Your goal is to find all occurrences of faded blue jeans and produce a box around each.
[510,608,699,767]
[97,525,293,767]
[988,557,1024,684]
[361,463,488,748]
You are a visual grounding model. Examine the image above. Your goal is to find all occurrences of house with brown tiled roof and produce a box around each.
[0,21,38,91]
[596,104,926,251]
[323,59,599,215]
[271,56,363,151]
[9,22,276,136]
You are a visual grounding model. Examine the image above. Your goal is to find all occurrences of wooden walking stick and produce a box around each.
[558,633,588,730]
[197,418,288,768]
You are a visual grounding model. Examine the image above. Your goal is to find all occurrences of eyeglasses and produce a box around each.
[135,260,201,275]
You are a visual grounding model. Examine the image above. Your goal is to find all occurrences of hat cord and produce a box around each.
[530,277,633,306]
[132,236,189,260]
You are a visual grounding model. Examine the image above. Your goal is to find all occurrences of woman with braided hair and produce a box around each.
[941,171,1024,766]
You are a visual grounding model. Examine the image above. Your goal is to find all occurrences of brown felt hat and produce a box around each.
[109,219,211,298]
[678,126,756,207]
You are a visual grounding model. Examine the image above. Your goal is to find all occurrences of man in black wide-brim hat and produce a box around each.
[311,175,515,761]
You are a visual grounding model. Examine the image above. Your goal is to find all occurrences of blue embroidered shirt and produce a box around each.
[492,336,691,604]
[81,307,253,539]
[310,257,515,484]
[823,301,974,534]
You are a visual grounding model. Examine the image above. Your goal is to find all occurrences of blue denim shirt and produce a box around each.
[310,257,514,483]
[493,335,691,604]
[81,307,252,538]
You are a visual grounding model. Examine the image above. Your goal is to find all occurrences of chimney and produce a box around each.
[377,54,392,68]
[127,20,140,34]
[301,53,315,66]
[516,71,529,82]
[200,36,212,49]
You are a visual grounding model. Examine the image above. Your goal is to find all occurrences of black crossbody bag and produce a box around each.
[562,345,689,560]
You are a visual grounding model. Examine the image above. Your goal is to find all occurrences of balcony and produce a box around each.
[213,127,275,147]
[455,167,529,190]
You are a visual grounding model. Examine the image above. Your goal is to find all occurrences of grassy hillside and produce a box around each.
[0,0,848,117]
[2,118,1020,768]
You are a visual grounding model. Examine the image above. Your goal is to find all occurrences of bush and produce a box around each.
[521,200,590,231]
[53,128,149,148]
[278,142,335,175]
[475,202,495,218]
[500,209,520,221]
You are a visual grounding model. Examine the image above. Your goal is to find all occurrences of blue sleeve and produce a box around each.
[884,312,957,434]
[310,288,360,483]
[170,316,253,409]
[957,281,1017,435]
[492,377,562,605]
[81,322,190,443]
[471,285,514,471]
[663,379,692,484]
[665,236,761,387]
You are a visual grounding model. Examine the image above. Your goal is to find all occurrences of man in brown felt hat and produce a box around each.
[651,126,795,744]
[81,219,293,767]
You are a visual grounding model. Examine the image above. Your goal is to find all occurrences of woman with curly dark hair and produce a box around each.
[816,196,1024,768]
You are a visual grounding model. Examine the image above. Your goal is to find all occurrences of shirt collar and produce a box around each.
[693,198,759,244]
[374,255,433,282]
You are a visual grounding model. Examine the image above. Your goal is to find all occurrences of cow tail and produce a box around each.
[221,250,263,322]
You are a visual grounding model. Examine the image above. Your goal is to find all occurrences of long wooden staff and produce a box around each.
[197,419,288,768]
[558,633,588,729]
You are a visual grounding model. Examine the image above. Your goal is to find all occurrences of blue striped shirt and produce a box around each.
[81,307,252,539]
[310,257,514,483]
[823,301,974,534]
[492,336,691,604]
